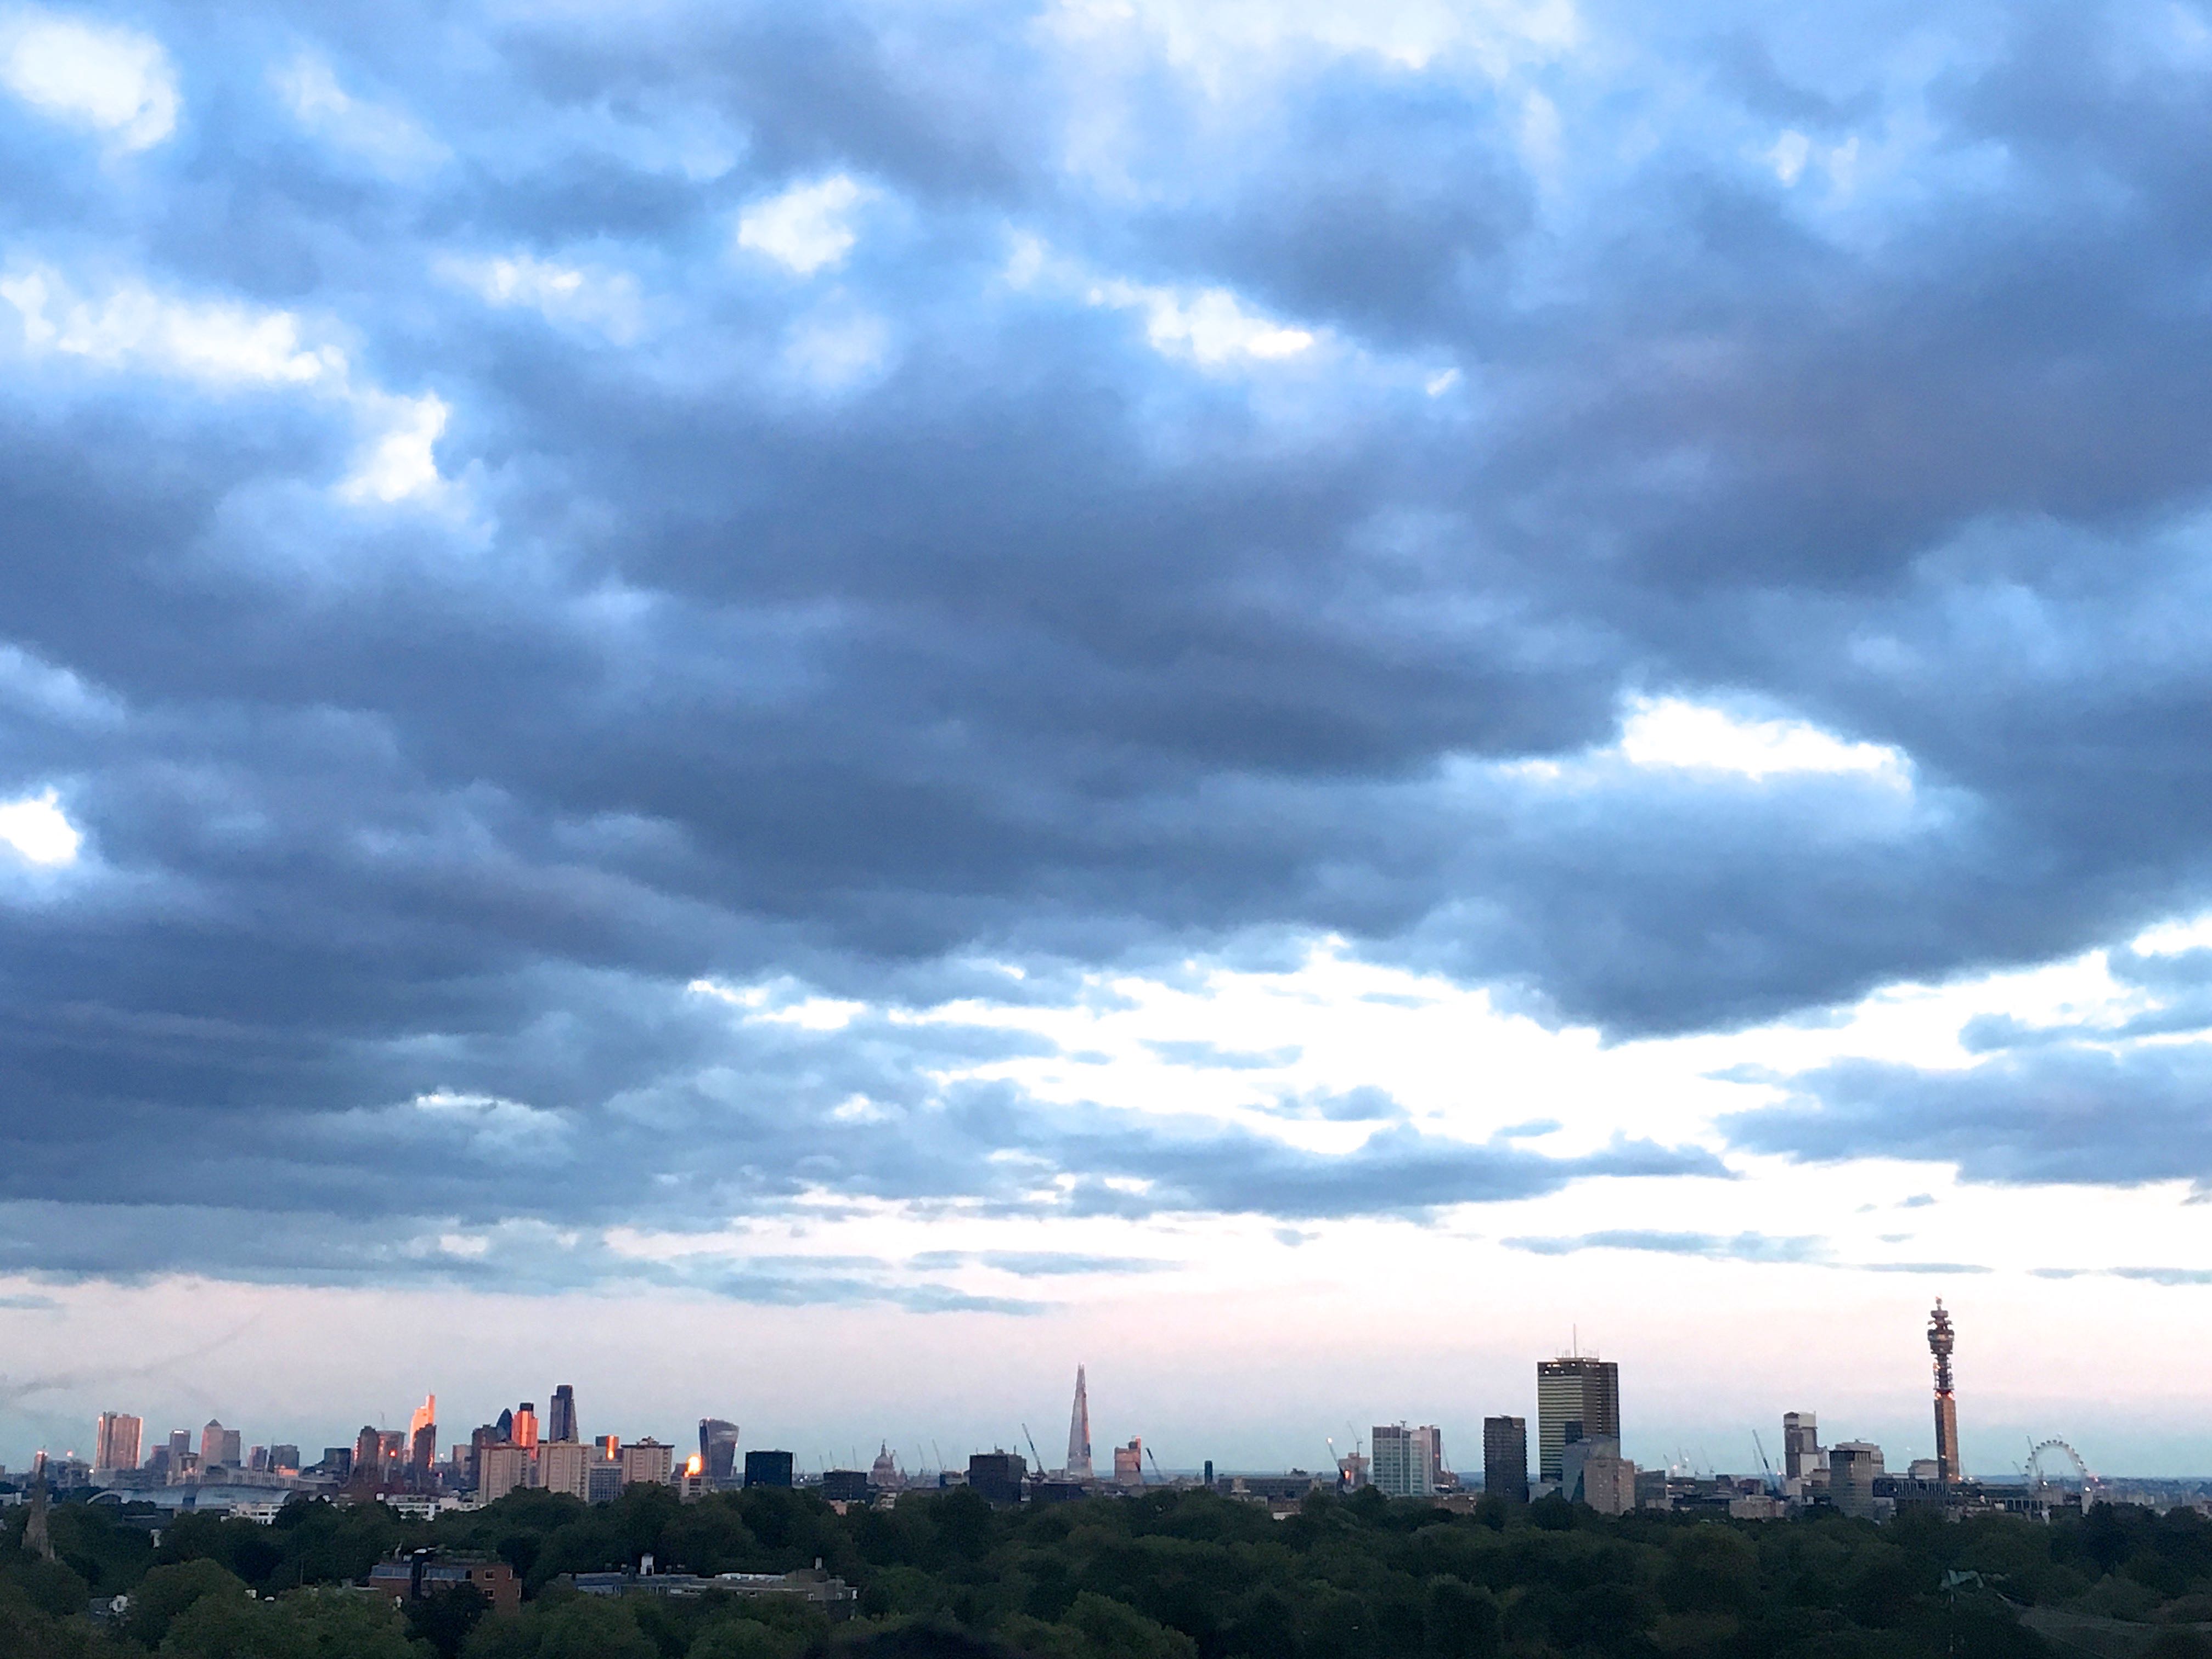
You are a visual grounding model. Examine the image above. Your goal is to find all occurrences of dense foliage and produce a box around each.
[15,1483,2212,1658]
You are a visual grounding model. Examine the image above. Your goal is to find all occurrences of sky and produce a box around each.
[5,0,2212,1481]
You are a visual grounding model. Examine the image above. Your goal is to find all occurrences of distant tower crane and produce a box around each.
[1752,1430,1780,1496]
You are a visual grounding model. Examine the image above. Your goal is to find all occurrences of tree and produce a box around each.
[406,1583,489,1657]
[1423,1577,1501,1659]
[464,1593,655,1659]
[689,1620,800,1659]
[125,1559,251,1648]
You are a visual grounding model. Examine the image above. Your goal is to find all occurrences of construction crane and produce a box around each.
[1022,1424,1045,1476]
[1752,1430,1780,1496]
[1147,1444,1166,1486]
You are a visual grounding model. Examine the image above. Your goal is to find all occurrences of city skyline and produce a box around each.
[7,1294,2154,1486]
[10,0,2212,1485]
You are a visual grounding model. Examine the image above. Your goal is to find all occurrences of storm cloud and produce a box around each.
[4,0,2212,1289]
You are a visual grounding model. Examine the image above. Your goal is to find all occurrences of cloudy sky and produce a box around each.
[7,0,2212,1480]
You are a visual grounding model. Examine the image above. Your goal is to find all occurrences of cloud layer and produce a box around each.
[5,0,2212,1293]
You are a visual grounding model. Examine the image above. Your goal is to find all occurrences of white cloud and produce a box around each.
[272,53,445,175]
[441,252,642,341]
[1768,129,1812,186]
[1617,696,1910,785]
[782,311,893,391]
[0,789,81,866]
[1053,0,1580,77]
[737,175,870,275]
[342,392,448,504]
[0,268,342,384]
[2,265,448,504]
[2131,914,2212,957]
[0,13,177,150]
[373,1090,574,1165]
[1088,280,1316,366]
[1517,88,1563,187]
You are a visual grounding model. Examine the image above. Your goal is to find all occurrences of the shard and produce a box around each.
[1065,1364,1093,1480]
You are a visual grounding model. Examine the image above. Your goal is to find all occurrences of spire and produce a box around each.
[24,1473,53,1564]
[1065,1364,1093,1480]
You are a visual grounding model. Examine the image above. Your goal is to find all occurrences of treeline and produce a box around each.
[13,1481,2212,1658]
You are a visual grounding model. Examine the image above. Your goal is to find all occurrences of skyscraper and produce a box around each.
[1928,1300,1960,1483]
[540,1440,589,1499]
[514,1403,539,1450]
[94,1413,142,1474]
[479,1444,532,1502]
[354,1425,383,1485]
[1482,1417,1528,1503]
[1372,1424,1441,1498]
[1782,1413,1822,1481]
[548,1385,579,1444]
[409,1396,437,1472]
[700,1419,740,1481]
[1065,1365,1093,1480]
[1831,1442,1886,1519]
[200,1420,242,1468]
[743,1449,794,1489]
[1537,1355,1620,1483]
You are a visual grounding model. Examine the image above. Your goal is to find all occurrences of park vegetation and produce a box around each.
[8,1481,2212,1658]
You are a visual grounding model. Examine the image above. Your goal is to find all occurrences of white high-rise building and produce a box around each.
[622,1438,674,1486]
[1372,1424,1441,1498]
[479,1444,532,1502]
[1065,1365,1093,1480]
[539,1440,589,1500]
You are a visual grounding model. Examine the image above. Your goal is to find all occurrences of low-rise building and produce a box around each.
[567,1564,855,1616]
[366,1554,521,1616]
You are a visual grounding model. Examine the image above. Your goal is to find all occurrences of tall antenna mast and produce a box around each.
[1927,1299,1960,1484]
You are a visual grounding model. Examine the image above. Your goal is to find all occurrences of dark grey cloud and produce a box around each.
[1728,1044,2212,1188]
[4,0,2212,1288]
